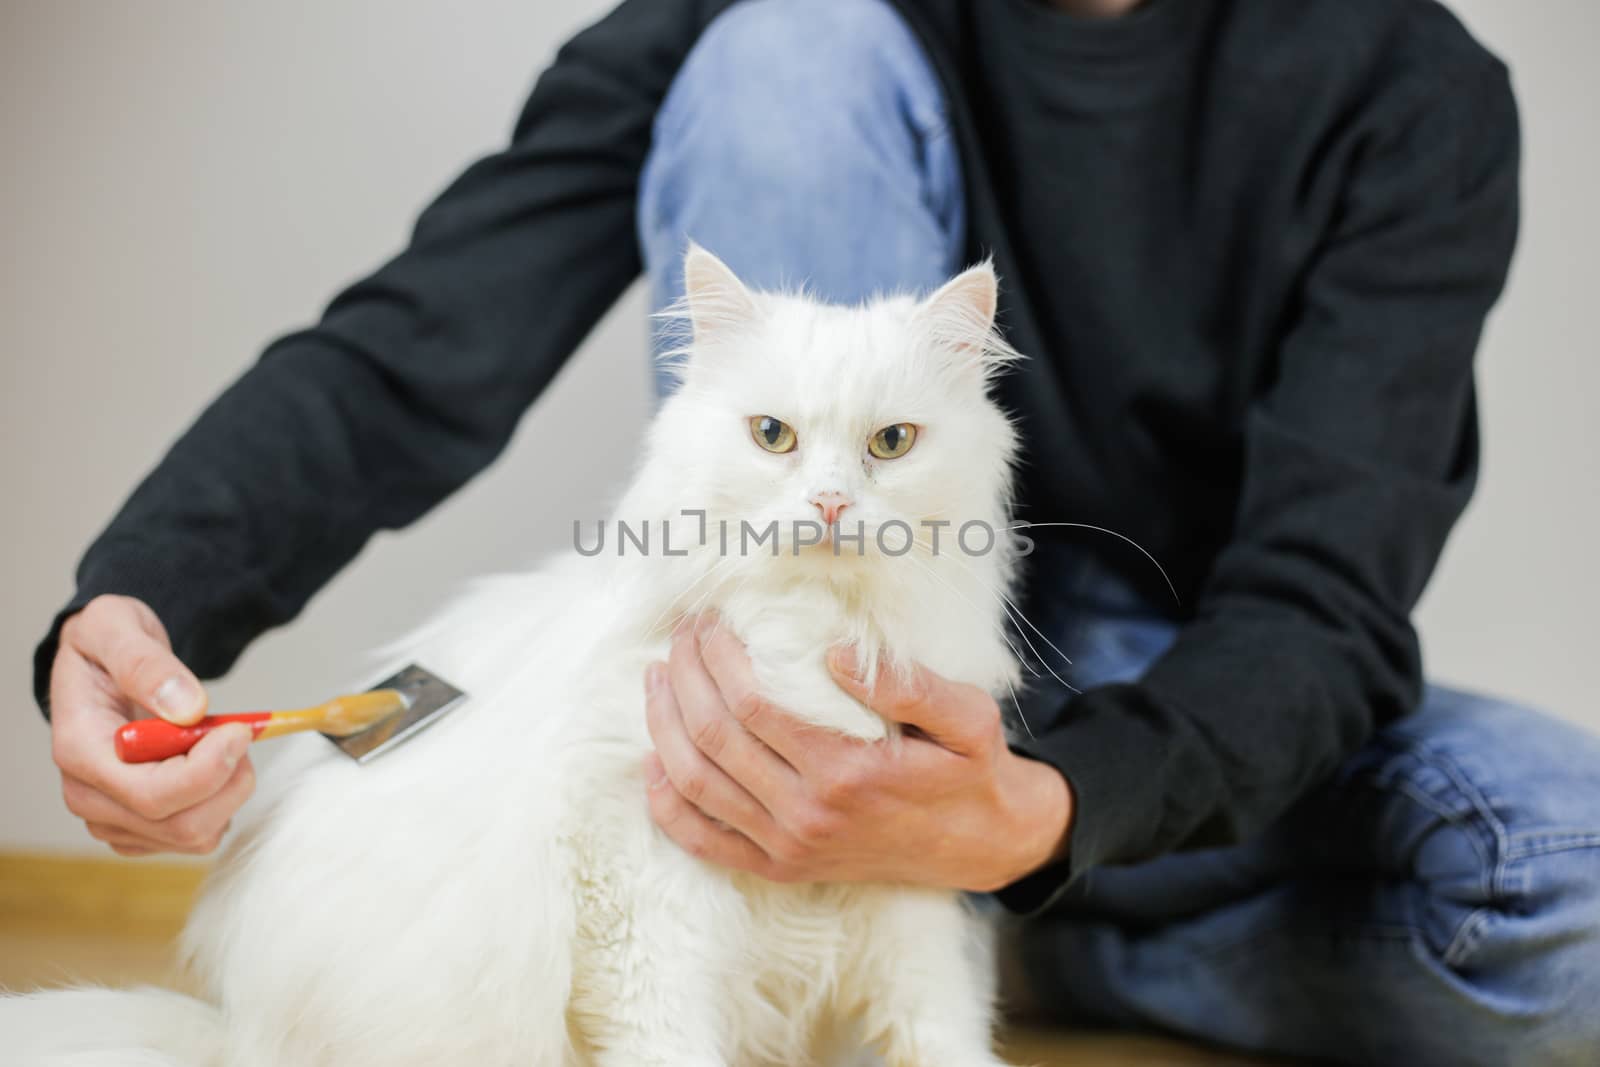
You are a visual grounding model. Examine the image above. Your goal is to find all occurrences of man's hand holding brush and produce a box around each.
[49,594,254,856]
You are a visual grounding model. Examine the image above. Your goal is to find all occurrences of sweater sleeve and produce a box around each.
[33,1,712,717]
[1000,63,1521,913]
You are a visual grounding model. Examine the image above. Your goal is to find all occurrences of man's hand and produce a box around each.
[643,615,1074,892]
[49,594,255,856]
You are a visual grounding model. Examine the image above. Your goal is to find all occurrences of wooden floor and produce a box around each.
[0,853,1279,1065]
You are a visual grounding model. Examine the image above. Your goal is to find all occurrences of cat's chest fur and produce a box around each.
[551,556,1015,1062]
[662,549,1017,741]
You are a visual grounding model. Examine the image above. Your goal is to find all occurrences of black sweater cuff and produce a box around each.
[32,542,226,721]
[995,683,1176,916]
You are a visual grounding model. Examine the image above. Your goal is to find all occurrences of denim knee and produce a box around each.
[1382,691,1600,1062]
[637,0,963,308]
[1423,836,1600,1063]
[650,0,953,177]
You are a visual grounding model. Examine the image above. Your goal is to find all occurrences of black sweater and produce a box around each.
[34,0,1518,910]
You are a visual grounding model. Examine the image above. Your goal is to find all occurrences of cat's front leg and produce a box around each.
[842,888,1011,1067]
[570,824,746,1067]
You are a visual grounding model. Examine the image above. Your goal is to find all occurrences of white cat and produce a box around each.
[4,246,1025,1066]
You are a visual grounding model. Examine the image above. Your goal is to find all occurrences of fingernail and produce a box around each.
[221,726,249,770]
[645,663,666,693]
[154,675,203,721]
[693,612,717,643]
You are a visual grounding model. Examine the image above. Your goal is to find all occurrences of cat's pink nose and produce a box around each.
[810,492,852,526]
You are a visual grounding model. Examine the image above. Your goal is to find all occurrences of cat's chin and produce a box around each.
[778,538,892,575]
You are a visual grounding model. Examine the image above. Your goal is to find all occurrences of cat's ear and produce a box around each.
[912,262,1002,364]
[682,243,760,344]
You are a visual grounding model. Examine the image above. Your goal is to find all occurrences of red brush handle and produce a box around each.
[115,713,272,763]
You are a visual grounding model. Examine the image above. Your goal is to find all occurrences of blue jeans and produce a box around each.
[634,3,1600,1063]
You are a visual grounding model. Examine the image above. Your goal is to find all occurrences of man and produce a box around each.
[36,0,1600,1063]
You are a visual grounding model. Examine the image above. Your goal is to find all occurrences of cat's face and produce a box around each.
[648,246,1018,572]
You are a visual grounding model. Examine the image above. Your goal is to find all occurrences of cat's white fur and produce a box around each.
[3,247,1024,1066]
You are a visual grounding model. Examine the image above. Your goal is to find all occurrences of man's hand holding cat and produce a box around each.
[643,615,1074,892]
[49,594,255,856]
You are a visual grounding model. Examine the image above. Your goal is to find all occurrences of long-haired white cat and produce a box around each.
[5,246,1024,1066]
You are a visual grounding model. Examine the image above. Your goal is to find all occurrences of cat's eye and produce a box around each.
[750,415,797,454]
[867,423,917,460]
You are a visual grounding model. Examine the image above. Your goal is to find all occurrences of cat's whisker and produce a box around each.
[903,560,1036,742]
[903,535,1074,668]
[675,553,747,633]
[645,549,744,638]
[716,566,762,638]
[904,535,1079,678]
[895,550,1037,740]
[907,538,1080,697]
[897,550,1027,668]
[952,552,1080,679]
[1017,521,1181,605]
[997,669,1029,743]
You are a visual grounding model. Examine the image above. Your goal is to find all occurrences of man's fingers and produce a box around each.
[84,822,162,854]
[827,646,1000,754]
[65,597,207,725]
[152,754,251,854]
[64,751,252,853]
[693,617,825,770]
[645,755,781,878]
[645,661,783,846]
[128,722,254,825]
[49,647,134,782]
[80,722,254,823]
[664,633,799,803]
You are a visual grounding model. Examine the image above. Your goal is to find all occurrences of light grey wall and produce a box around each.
[1412,0,1600,722]
[3,0,1595,854]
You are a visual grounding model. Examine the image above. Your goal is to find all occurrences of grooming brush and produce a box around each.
[114,663,467,765]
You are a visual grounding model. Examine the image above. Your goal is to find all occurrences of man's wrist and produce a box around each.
[995,751,1075,888]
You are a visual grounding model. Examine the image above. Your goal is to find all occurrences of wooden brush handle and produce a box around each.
[115,712,276,763]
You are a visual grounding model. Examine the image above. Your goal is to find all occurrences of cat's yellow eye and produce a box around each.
[867,423,917,460]
[750,415,797,454]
